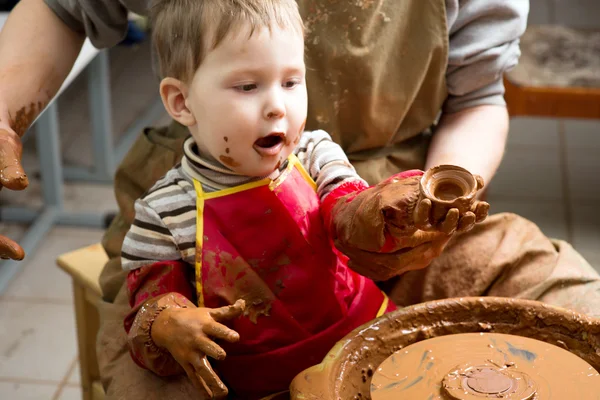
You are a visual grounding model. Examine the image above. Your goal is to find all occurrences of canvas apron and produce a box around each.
[300,0,448,184]
[193,155,390,398]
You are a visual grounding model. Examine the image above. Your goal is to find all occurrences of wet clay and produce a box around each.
[219,155,241,168]
[419,165,484,225]
[0,128,29,190]
[433,181,464,201]
[289,297,600,399]
[203,250,275,324]
[0,235,25,260]
[11,102,44,138]
[371,332,600,399]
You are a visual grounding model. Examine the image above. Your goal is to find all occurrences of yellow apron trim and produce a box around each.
[202,177,271,200]
[269,154,317,191]
[376,293,390,318]
[293,154,317,191]
[193,179,206,307]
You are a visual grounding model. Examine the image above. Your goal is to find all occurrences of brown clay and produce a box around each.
[0,128,28,190]
[418,165,485,226]
[289,297,600,399]
[203,251,276,324]
[150,296,246,399]
[371,333,600,399]
[0,235,25,260]
[10,102,44,138]
[219,155,241,168]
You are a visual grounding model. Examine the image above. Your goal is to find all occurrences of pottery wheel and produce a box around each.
[370,332,600,399]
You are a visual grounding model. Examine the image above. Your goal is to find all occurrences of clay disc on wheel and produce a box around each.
[370,332,600,399]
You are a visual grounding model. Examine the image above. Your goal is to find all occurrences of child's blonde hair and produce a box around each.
[150,0,304,82]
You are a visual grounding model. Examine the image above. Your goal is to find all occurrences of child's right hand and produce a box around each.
[151,299,246,399]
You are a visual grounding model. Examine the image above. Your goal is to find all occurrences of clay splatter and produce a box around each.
[219,155,240,168]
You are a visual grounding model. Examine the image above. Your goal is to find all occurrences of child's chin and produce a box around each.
[237,163,279,178]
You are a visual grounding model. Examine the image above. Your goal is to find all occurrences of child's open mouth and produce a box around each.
[253,132,285,156]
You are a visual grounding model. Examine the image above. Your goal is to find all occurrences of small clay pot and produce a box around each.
[419,165,484,224]
[289,297,600,399]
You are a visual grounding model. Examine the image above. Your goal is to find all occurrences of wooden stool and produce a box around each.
[504,25,600,119]
[57,243,108,400]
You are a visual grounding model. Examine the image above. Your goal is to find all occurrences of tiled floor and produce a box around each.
[1,17,600,400]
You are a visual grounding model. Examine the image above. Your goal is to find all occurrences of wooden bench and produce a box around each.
[504,25,600,119]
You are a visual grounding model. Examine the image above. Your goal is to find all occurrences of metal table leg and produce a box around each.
[62,50,165,183]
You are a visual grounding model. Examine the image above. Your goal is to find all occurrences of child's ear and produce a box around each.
[159,77,196,126]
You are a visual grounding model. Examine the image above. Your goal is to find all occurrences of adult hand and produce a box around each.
[330,171,489,281]
[151,299,246,399]
[0,128,28,260]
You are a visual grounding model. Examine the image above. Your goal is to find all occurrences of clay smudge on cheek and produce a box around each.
[293,120,306,146]
[219,155,240,168]
[224,136,229,142]
[225,148,230,154]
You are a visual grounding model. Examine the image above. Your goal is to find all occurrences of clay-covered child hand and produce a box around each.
[0,128,28,260]
[329,168,489,281]
[151,299,246,399]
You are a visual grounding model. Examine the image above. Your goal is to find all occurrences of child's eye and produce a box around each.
[236,84,257,92]
[283,80,299,89]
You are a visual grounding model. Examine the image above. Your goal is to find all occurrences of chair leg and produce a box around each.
[72,284,101,400]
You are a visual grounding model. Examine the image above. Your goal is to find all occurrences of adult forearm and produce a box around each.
[0,0,84,136]
[425,105,509,187]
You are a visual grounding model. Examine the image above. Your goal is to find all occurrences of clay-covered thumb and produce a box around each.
[0,129,28,190]
[0,235,25,260]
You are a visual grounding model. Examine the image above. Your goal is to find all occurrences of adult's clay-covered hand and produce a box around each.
[0,128,28,260]
[330,171,489,281]
[152,299,246,399]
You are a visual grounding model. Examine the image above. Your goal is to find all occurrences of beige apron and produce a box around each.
[300,0,448,184]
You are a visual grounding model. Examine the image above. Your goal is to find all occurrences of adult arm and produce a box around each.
[426,0,529,185]
[0,0,85,259]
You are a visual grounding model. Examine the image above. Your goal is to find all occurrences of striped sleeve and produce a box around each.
[121,198,182,271]
[295,130,368,200]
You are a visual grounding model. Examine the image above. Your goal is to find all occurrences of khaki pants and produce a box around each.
[96,124,600,399]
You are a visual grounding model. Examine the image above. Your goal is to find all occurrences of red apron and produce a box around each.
[193,155,392,398]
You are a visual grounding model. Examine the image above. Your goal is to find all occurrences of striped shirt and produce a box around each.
[121,130,366,271]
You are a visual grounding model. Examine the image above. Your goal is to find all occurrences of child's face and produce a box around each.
[185,23,307,177]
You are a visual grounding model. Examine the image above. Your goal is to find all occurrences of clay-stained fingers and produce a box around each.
[0,235,25,260]
[190,355,229,399]
[457,211,476,232]
[0,129,28,191]
[183,363,213,397]
[209,299,245,322]
[472,201,490,223]
[195,336,227,361]
[413,198,433,230]
[438,208,459,234]
[203,320,240,343]
[474,174,485,190]
[346,237,451,281]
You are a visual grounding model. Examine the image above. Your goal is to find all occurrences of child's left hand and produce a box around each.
[328,171,488,281]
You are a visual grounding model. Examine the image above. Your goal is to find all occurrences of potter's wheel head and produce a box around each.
[370,332,600,399]
[289,297,600,400]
